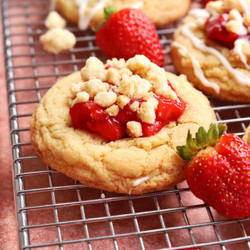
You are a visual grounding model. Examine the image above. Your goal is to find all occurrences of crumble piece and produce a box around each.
[40,28,76,54]
[126,121,143,138]
[105,105,119,116]
[94,91,117,108]
[45,11,66,29]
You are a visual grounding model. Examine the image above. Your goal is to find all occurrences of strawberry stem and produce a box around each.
[176,123,227,160]
[95,6,117,32]
[104,6,117,20]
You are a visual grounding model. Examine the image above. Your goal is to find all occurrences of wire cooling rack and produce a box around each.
[1,0,250,249]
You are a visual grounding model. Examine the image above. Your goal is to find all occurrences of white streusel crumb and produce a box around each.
[105,105,119,116]
[206,1,223,13]
[222,0,250,14]
[138,97,158,124]
[106,58,126,69]
[81,57,106,81]
[243,15,250,27]
[130,101,140,112]
[83,79,109,98]
[226,20,241,33]
[117,95,130,109]
[45,11,66,29]
[40,28,76,54]
[118,75,152,99]
[126,121,143,138]
[94,91,117,108]
[105,68,121,85]
[126,55,177,100]
[76,91,89,103]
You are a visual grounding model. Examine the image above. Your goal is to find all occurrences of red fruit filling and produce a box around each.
[70,85,187,141]
[205,13,241,47]
[202,0,220,7]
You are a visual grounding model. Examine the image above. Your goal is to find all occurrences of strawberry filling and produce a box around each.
[202,0,220,6]
[205,13,242,48]
[70,85,186,141]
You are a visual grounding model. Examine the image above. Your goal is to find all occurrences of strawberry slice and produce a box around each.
[177,124,250,219]
[87,117,126,141]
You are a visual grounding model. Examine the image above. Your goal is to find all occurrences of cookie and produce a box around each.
[170,0,250,102]
[30,55,216,195]
[53,0,191,30]
[243,124,250,145]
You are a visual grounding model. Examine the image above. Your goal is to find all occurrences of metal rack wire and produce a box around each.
[1,0,250,249]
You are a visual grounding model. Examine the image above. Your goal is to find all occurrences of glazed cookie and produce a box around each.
[52,0,191,30]
[171,0,250,102]
[30,55,216,195]
[243,124,250,144]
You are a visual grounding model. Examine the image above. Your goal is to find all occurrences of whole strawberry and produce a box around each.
[177,124,250,219]
[96,7,164,67]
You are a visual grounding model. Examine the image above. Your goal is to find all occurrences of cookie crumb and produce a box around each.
[83,79,109,98]
[40,28,76,54]
[118,74,152,99]
[117,95,130,109]
[105,105,119,116]
[130,101,140,112]
[138,97,158,124]
[45,11,66,29]
[126,121,143,138]
[76,91,89,103]
[81,57,106,81]
[94,91,117,108]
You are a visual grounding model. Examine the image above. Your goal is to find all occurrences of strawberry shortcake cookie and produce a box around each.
[30,55,216,194]
[52,0,191,30]
[171,0,250,102]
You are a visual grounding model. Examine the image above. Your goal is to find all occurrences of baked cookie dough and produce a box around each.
[243,124,250,145]
[53,0,191,30]
[30,55,216,195]
[170,0,250,102]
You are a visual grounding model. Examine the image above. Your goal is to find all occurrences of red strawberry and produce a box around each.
[177,124,250,219]
[96,7,164,67]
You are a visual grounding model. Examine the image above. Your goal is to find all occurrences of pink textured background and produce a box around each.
[0,20,19,250]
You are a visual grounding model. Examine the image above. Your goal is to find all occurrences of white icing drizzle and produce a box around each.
[172,41,220,94]
[189,9,210,25]
[238,0,250,14]
[181,22,250,87]
[132,1,144,9]
[189,9,210,19]
[75,0,108,30]
[230,9,248,35]
[233,39,250,70]
[132,176,149,187]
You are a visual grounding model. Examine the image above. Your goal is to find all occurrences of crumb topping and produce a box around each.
[71,55,180,138]
[94,91,117,108]
[40,28,76,54]
[126,121,143,138]
[105,105,119,116]
[45,11,66,29]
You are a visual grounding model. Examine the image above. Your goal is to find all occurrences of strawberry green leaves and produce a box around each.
[177,123,227,160]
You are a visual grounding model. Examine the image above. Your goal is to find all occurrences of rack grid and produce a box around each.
[1,0,250,249]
